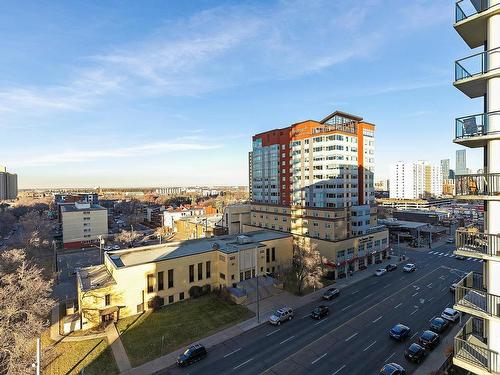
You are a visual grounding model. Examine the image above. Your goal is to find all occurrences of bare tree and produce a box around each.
[0,249,55,375]
[115,229,140,246]
[0,212,15,237]
[14,211,52,254]
[292,237,324,295]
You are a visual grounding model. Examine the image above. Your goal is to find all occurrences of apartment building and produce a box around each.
[452,2,500,374]
[456,149,467,175]
[220,204,252,235]
[174,215,223,240]
[247,111,389,278]
[389,161,443,199]
[0,166,18,200]
[76,230,292,328]
[61,202,108,249]
[162,206,206,229]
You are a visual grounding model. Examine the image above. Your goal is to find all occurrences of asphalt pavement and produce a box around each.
[159,244,481,375]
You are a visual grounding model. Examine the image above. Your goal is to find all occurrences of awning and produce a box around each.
[99,306,119,316]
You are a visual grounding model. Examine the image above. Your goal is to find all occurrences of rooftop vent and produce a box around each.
[212,243,220,250]
[237,235,251,244]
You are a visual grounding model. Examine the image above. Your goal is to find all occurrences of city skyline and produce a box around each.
[0,1,483,188]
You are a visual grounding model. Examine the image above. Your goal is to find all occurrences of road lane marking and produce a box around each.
[429,316,436,322]
[302,314,311,319]
[441,287,447,292]
[342,304,353,311]
[428,297,434,302]
[224,348,241,358]
[427,283,433,287]
[383,283,392,289]
[233,358,254,370]
[400,276,405,280]
[372,316,382,323]
[384,352,396,362]
[351,290,360,295]
[395,303,403,309]
[311,353,327,364]
[410,309,418,315]
[363,340,377,351]
[280,335,296,345]
[266,329,280,336]
[410,331,419,339]
[345,332,358,342]
[315,318,327,325]
[363,292,374,300]
[412,292,419,297]
[331,364,346,375]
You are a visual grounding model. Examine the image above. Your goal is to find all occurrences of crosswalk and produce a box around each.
[427,251,483,262]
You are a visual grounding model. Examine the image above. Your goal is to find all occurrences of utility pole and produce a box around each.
[98,235,103,264]
[32,337,40,375]
[255,245,260,323]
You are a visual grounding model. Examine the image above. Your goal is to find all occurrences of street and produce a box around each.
[160,244,481,375]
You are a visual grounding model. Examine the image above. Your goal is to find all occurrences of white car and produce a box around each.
[403,263,416,272]
[375,268,387,276]
[441,307,460,322]
[103,245,112,251]
[268,307,294,326]
[112,244,121,250]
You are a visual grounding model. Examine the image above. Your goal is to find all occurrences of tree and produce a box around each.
[115,229,140,246]
[14,211,52,254]
[154,226,170,239]
[0,212,15,237]
[292,237,324,295]
[0,249,55,375]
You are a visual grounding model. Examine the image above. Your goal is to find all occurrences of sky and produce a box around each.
[0,0,484,189]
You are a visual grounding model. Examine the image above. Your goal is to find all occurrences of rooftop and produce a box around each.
[77,264,116,292]
[61,203,106,212]
[106,230,292,269]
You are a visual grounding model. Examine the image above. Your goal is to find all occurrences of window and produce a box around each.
[168,295,174,304]
[271,247,276,261]
[206,261,211,278]
[158,271,164,291]
[179,292,184,300]
[198,263,203,281]
[168,269,174,288]
[266,248,270,262]
[189,265,194,283]
[147,274,154,293]
[220,273,226,280]
[105,294,111,306]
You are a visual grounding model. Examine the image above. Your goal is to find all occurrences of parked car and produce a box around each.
[418,330,440,350]
[358,265,367,270]
[455,255,466,260]
[404,343,426,363]
[375,268,387,277]
[176,344,207,367]
[322,288,340,300]
[385,264,398,272]
[103,245,112,251]
[112,244,121,250]
[446,238,455,244]
[429,317,449,333]
[269,307,294,326]
[403,264,416,272]
[379,362,406,375]
[389,324,411,341]
[441,308,460,323]
[450,283,457,293]
[375,259,383,264]
[311,305,329,320]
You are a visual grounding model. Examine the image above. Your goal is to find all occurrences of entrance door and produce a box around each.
[244,270,252,280]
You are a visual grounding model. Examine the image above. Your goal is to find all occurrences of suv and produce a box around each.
[403,264,416,272]
[441,308,460,323]
[379,363,406,375]
[389,324,411,341]
[386,264,398,272]
[310,305,329,320]
[404,343,426,363]
[322,288,340,300]
[177,344,207,366]
[375,268,387,276]
[269,307,294,326]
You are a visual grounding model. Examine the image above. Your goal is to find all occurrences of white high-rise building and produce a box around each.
[389,161,442,199]
[452,2,500,374]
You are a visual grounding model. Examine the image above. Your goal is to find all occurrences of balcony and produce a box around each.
[455,173,500,200]
[454,47,500,98]
[454,272,500,320]
[454,111,500,148]
[456,229,500,258]
[454,316,500,374]
[455,0,500,49]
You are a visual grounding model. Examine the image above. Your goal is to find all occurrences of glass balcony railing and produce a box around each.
[456,229,500,257]
[454,316,500,374]
[456,0,491,22]
[455,173,500,196]
[455,272,500,318]
[455,111,500,140]
[455,47,500,82]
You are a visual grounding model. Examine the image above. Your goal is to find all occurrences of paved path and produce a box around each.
[49,304,106,342]
[105,323,132,372]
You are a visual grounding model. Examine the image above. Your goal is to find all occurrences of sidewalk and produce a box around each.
[49,303,106,342]
[105,323,132,372]
[122,255,402,375]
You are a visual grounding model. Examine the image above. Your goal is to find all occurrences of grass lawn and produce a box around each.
[41,331,118,375]
[116,295,254,367]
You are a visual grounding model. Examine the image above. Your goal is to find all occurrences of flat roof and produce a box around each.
[77,264,116,292]
[379,219,429,229]
[61,204,106,212]
[106,230,292,269]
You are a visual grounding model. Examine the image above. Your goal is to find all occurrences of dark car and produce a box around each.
[386,264,398,272]
[418,330,440,350]
[177,344,207,367]
[390,324,411,341]
[430,317,449,333]
[375,259,383,264]
[405,343,426,363]
[311,305,329,320]
[322,288,340,300]
[379,362,406,375]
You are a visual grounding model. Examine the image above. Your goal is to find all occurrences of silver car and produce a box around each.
[269,307,294,326]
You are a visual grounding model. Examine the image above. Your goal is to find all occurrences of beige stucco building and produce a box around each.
[76,230,292,329]
[61,202,108,249]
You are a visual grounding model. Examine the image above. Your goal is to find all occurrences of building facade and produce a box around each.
[0,166,18,200]
[452,2,500,374]
[248,111,388,278]
[456,149,467,175]
[76,230,292,329]
[220,204,251,235]
[389,161,443,199]
[440,159,452,180]
[61,202,108,249]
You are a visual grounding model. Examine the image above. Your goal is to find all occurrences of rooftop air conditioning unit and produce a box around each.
[237,235,251,244]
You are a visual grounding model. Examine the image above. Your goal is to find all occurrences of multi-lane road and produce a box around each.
[160,244,481,375]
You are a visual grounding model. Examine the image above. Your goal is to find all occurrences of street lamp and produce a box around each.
[98,235,105,264]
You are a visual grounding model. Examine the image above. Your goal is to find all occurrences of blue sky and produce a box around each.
[0,0,483,188]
